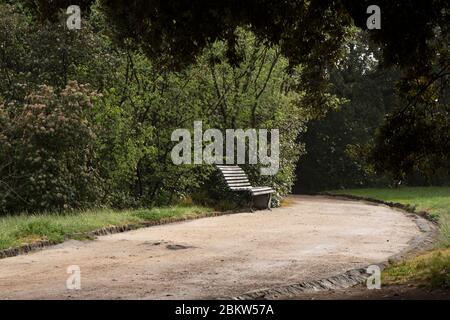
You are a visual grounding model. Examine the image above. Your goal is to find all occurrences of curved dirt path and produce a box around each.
[0,195,430,299]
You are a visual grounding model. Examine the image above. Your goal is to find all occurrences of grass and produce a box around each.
[0,205,212,251]
[328,186,450,289]
[382,248,450,289]
[329,186,450,219]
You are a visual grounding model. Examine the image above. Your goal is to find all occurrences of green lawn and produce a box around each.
[330,186,450,218]
[329,186,450,247]
[328,186,450,289]
[0,205,212,251]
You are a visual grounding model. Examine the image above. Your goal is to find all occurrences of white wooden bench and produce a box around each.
[215,165,275,210]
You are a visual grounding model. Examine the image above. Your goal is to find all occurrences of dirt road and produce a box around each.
[0,195,430,299]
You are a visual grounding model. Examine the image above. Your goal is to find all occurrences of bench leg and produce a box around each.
[250,194,272,211]
[267,193,272,211]
[249,194,254,212]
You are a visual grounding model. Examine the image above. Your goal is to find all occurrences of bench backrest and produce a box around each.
[216,165,252,191]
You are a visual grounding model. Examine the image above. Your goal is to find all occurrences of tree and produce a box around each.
[370,89,450,181]
[22,0,450,179]
[1,3,324,212]
[295,32,398,192]
[21,1,448,71]
[98,29,314,207]
[0,3,119,101]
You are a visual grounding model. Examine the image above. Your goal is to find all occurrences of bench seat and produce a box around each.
[216,165,275,210]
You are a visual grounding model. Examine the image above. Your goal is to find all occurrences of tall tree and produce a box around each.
[16,0,450,179]
[295,32,399,192]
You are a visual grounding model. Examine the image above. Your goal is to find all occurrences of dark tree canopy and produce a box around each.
[22,1,449,72]
[19,0,450,179]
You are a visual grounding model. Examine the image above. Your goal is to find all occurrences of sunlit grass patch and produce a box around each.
[383,248,450,289]
[0,205,212,251]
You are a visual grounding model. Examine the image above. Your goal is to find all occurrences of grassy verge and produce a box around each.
[382,248,450,289]
[0,205,212,251]
[329,186,450,289]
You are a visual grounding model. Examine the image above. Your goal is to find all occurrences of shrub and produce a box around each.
[0,81,101,214]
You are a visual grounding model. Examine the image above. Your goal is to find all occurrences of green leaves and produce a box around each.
[0,82,101,214]
[0,3,343,213]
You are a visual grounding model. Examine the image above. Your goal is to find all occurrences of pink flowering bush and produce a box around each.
[0,81,102,214]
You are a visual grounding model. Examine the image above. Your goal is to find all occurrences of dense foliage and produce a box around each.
[295,34,398,192]
[1,1,449,213]
[21,0,450,187]
[296,32,450,192]
[0,3,328,213]
[0,82,101,212]
[23,1,448,73]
